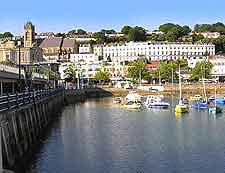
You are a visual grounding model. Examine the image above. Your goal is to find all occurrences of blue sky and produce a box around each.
[1,0,225,35]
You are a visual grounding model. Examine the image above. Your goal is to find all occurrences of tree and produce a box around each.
[93,32,106,44]
[192,34,205,42]
[121,26,132,35]
[128,27,147,42]
[159,23,192,41]
[191,61,213,81]
[63,63,77,80]
[2,32,13,38]
[213,35,225,53]
[77,29,87,35]
[154,61,178,81]
[194,24,212,32]
[182,25,192,35]
[101,29,116,34]
[127,59,151,82]
[94,71,110,82]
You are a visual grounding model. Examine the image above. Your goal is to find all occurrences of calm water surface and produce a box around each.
[21,98,225,173]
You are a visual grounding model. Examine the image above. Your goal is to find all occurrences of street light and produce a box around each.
[18,41,21,92]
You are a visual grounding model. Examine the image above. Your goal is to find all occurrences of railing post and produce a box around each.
[23,92,25,105]
[7,93,10,110]
[29,92,31,104]
[16,92,19,108]
[33,92,36,104]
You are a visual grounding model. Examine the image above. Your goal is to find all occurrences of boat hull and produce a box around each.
[124,104,142,110]
[148,104,169,109]
[209,107,223,114]
[175,105,189,113]
[192,103,209,109]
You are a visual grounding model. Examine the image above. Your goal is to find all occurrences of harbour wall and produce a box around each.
[0,88,112,171]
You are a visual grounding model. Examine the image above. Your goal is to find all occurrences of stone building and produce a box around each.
[0,22,43,64]
[40,37,78,62]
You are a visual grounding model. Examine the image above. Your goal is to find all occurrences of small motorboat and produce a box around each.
[190,95,203,101]
[148,100,170,109]
[124,101,142,110]
[192,100,209,109]
[209,105,223,114]
[125,91,142,102]
[145,95,163,107]
[175,104,189,113]
[175,100,189,113]
[113,97,122,104]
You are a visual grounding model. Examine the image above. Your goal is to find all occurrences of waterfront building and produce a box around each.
[40,37,63,62]
[0,22,43,64]
[78,44,92,54]
[59,60,103,80]
[209,55,225,80]
[70,53,98,63]
[93,42,215,62]
[40,37,78,62]
[103,61,125,79]
[187,56,207,69]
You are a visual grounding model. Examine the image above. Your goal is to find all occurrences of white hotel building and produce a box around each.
[93,42,215,62]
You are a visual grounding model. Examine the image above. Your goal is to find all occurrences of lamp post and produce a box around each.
[18,41,21,92]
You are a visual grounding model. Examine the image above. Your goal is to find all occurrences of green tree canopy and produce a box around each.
[93,32,106,44]
[77,29,87,35]
[121,26,132,35]
[101,29,116,34]
[154,61,178,80]
[127,59,151,82]
[192,34,205,42]
[194,22,225,34]
[128,27,147,42]
[191,61,213,81]
[158,23,192,41]
[63,63,77,79]
[94,71,110,82]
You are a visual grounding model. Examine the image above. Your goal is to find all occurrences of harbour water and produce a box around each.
[18,97,225,173]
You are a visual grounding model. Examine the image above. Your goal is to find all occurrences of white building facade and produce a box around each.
[187,56,208,69]
[209,56,225,78]
[93,42,215,62]
[70,53,98,63]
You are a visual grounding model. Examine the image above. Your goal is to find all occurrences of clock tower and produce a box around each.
[24,21,35,48]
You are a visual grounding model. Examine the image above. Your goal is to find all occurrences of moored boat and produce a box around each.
[148,100,170,109]
[175,64,189,114]
[113,97,122,104]
[209,86,223,114]
[124,101,142,110]
[209,106,223,114]
[192,100,209,109]
[175,103,189,113]
[125,91,142,102]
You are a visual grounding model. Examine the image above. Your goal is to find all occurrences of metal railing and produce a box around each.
[0,89,64,113]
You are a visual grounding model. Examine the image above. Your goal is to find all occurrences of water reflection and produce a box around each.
[20,97,225,173]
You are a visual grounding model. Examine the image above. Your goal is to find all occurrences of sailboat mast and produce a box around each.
[202,65,207,100]
[179,64,182,101]
[215,85,217,107]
